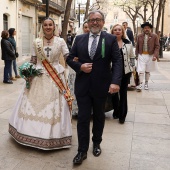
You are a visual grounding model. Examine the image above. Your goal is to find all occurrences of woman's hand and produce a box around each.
[25,77,33,82]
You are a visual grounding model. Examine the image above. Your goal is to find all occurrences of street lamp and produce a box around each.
[136,17,140,36]
[42,0,49,17]
[78,3,80,27]
[159,0,166,58]
[46,0,49,17]
[77,0,85,28]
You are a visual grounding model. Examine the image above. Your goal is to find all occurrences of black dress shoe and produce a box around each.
[112,110,119,119]
[93,144,101,157]
[73,152,87,164]
[119,119,125,124]
[3,80,13,84]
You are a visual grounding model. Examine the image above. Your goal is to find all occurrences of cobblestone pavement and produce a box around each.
[0,52,170,170]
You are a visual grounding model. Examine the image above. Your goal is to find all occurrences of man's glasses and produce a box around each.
[88,18,103,23]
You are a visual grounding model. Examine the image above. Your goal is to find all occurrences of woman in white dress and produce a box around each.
[8,18,72,150]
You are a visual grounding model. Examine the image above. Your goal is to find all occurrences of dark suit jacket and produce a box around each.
[1,38,15,60]
[66,31,122,98]
[126,29,135,46]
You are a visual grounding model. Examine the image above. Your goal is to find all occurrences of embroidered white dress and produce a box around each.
[68,67,78,116]
[9,36,72,150]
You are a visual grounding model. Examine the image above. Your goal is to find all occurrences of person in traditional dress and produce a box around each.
[111,24,135,124]
[68,20,90,116]
[8,17,72,150]
[136,22,160,91]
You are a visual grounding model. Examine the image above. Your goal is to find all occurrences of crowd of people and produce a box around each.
[162,33,170,51]
[1,9,160,165]
[1,28,20,84]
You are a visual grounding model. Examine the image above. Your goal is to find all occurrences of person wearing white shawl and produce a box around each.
[68,20,90,116]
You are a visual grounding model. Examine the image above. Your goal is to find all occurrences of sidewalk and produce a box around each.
[0,53,170,170]
[158,51,170,62]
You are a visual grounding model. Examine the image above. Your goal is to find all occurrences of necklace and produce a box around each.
[44,36,54,45]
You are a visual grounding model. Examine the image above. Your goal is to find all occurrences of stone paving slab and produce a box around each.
[129,154,170,170]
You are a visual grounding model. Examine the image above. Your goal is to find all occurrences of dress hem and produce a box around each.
[9,124,72,150]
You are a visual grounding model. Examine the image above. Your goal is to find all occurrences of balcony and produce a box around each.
[70,9,76,20]
[41,0,65,15]
[19,0,42,5]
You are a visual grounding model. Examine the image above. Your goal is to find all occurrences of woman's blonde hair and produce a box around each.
[111,24,126,39]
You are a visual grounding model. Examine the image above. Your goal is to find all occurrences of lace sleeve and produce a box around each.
[61,38,69,59]
[30,40,37,64]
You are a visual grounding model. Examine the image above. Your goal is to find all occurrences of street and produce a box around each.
[0,52,170,170]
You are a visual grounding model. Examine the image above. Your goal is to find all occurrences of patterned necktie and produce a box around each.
[90,34,98,60]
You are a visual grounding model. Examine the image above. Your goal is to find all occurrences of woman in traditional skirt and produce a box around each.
[8,17,72,150]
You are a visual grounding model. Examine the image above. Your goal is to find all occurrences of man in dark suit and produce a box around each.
[122,22,135,46]
[66,10,122,165]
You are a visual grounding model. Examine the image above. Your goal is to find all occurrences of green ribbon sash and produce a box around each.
[101,38,105,58]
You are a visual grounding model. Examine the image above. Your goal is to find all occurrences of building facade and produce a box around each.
[0,0,66,58]
[0,0,169,59]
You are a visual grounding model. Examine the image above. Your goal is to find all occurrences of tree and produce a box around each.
[61,0,73,42]
[147,0,159,28]
[122,5,141,34]
[113,0,143,33]
[113,0,164,34]
[84,0,90,21]
[155,0,166,33]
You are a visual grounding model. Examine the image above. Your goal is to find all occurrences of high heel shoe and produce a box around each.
[112,110,119,119]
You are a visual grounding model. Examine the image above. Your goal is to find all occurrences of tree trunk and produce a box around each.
[156,0,163,33]
[152,0,155,29]
[152,10,154,29]
[84,0,90,21]
[132,19,136,34]
[61,0,73,42]
[143,5,147,22]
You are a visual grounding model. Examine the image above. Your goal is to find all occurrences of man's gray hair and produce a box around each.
[87,10,105,21]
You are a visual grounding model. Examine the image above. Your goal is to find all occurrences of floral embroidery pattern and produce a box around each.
[9,125,72,150]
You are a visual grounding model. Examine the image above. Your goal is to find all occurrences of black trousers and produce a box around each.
[112,72,131,120]
[76,93,106,153]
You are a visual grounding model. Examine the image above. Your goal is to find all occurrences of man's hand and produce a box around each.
[73,57,78,62]
[108,84,120,94]
[80,63,93,73]
[152,56,157,61]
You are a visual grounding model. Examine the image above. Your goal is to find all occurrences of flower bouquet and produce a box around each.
[19,62,43,89]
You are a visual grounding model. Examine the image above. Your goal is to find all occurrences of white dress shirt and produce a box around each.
[88,32,101,55]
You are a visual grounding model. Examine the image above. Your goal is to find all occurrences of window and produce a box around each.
[3,14,8,30]
[113,13,118,24]
[114,15,118,19]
